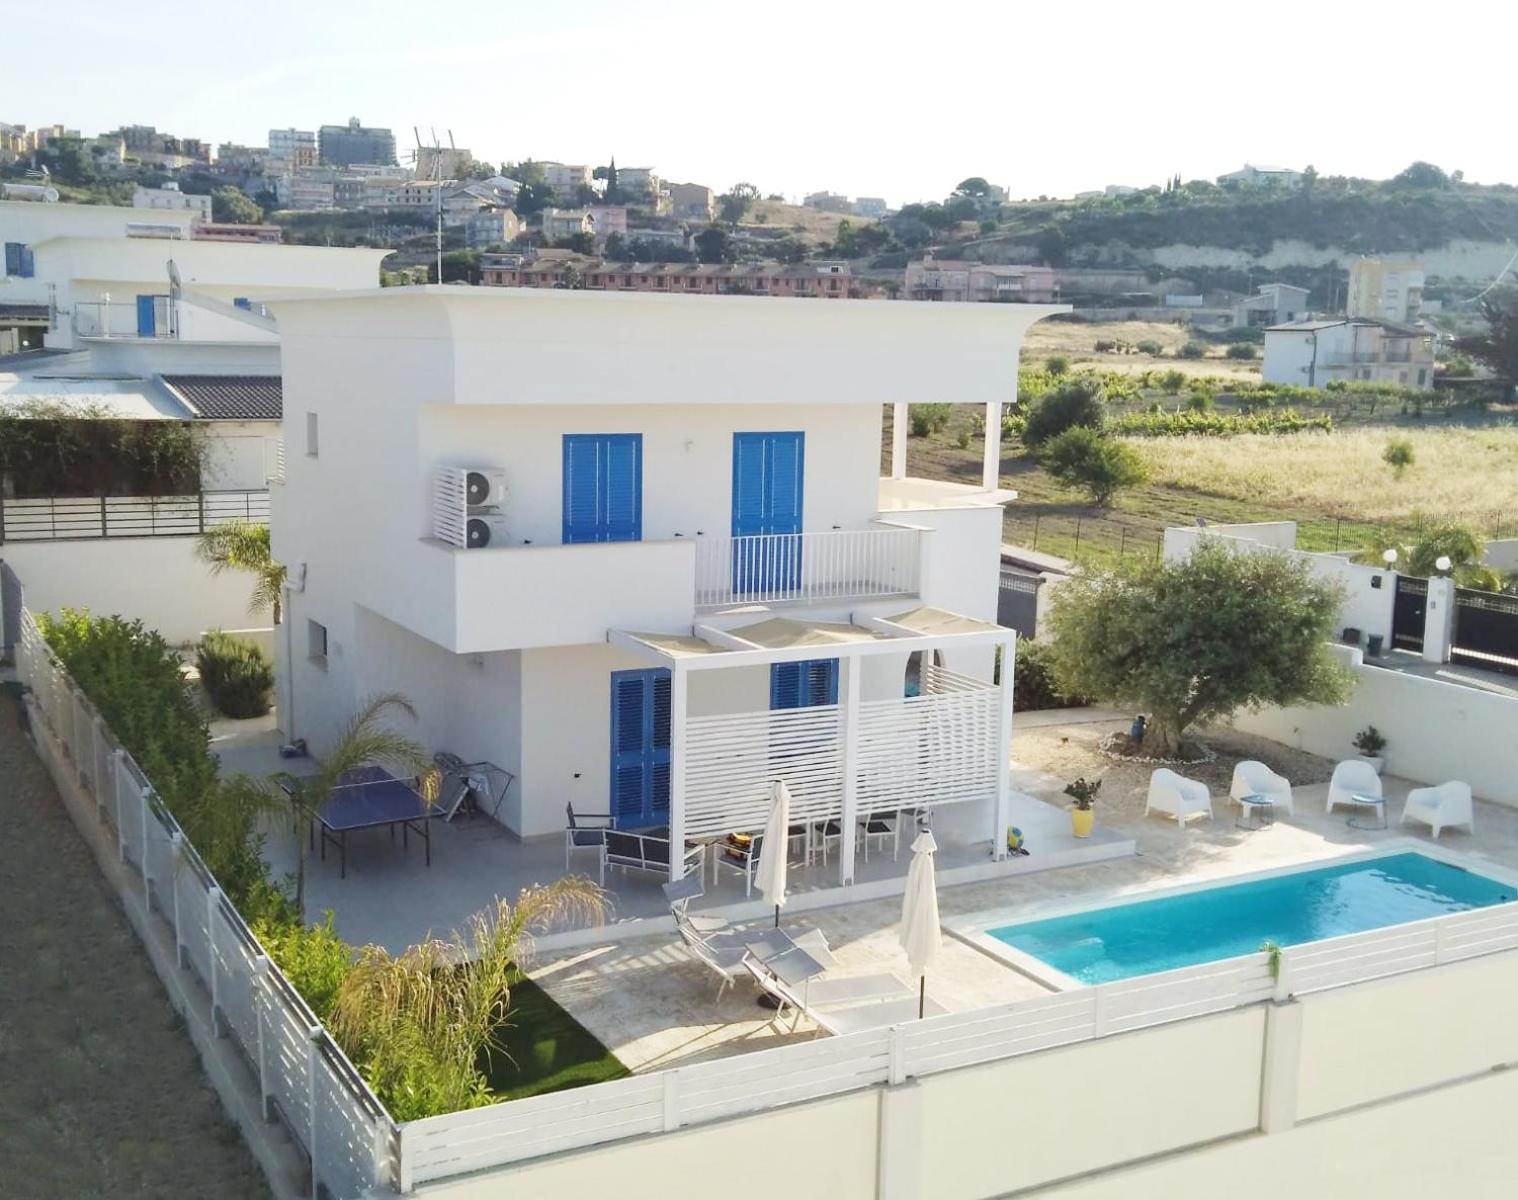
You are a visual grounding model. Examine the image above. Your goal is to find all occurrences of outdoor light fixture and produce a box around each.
[1435,555,1453,573]
[1382,548,1398,565]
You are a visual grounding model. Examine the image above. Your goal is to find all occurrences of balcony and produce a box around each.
[693,525,925,611]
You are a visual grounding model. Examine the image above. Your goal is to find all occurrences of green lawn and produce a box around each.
[482,974,629,1102]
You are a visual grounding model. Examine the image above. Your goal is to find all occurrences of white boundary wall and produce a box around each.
[1233,642,1518,807]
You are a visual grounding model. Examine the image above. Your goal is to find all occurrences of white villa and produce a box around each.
[268,287,1074,884]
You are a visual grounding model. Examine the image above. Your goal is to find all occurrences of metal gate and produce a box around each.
[1453,586,1518,676]
[998,568,1040,637]
[1390,575,1427,653]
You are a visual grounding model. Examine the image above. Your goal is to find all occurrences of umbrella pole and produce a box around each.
[919,975,926,1020]
[774,903,781,929]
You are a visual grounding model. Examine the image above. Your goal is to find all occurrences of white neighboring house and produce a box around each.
[1,198,389,351]
[1217,163,1303,188]
[268,286,1067,872]
[132,182,212,220]
[1231,282,1310,328]
[1263,317,1436,390]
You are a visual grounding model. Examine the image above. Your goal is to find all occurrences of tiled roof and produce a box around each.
[160,375,282,421]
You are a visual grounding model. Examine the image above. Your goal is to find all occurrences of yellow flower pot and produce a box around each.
[1071,807,1095,838]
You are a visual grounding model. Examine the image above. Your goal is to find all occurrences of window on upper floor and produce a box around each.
[307,618,328,666]
[4,242,34,278]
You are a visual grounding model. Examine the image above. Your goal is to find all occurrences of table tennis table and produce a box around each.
[295,766,445,879]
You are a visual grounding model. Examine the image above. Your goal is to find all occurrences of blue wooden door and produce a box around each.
[563,434,642,544]
[136,294,157,337]
[770,658,839,709]
[610,668,671,829]
[731,431,804,593]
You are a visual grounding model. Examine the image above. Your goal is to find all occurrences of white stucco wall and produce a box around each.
[1232,643,1518,806]
[2,537,269,644]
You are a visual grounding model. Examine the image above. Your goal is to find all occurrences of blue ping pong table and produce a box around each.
[308,766,444,878]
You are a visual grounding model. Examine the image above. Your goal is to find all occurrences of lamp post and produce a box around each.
[1435,555,1453,575]
[1382,548,1398,567]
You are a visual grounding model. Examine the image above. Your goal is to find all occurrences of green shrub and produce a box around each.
[1178,341,1207,359]
[1160,369,1187,393]
[1107,408,1333,437]
[1382,437,1415,477]
[38,610,282,912]
[197,630,274,718]
[909,403,951,437]
[1135,339,1163,355]
[1013,638,1090,712]
[1225,343,1258,359]
[1022,377,1105,447]
[255,912,353,1023]
[1093,339,1117,353]
[1042,426,1149,505]
[1186,389,1213,411]
[956,429,971,450]
[1046,355,1071,376]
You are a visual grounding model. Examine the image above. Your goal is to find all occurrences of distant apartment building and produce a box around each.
[1347,257,1424,324]
[279,172,336,210]
[540,208,594,241]
[268,128,317,169]
[1231,282,1311,327]
[415,145,473,181]
[1217,163,1303,189]
[385,180,443,209]
[117,126,209,168]
[853,197,889,218]
[587,205,628,239]
[318,117,396,167]
[904,257,1059,304]
[89,134,127,167]
[624,225,691,251]
[464,209,522,249]
[215,143,268,172]
[1264,318,1436,390]
[0,123,26,163]
[804,191,852,214]
[668,183,715,221]
[540,162,593,193]
[616,167,661,201]
[132,183,213,221]
[481,254,856,298]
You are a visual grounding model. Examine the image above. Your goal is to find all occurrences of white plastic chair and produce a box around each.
[1401,782,1474,839]
[1145,768,1213,827]
[1326,759,1381,815]
[1229,760,1295,817]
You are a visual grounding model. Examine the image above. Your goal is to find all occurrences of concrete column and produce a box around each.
[1422,575,1457,665]
[839,653,861,885]
[891,402,908,480]
[1259,1000,1304,1134]
[668,665,689,881]
[992,632,1016,859]
[877,1081,924,1200]
[982,401,1002,492]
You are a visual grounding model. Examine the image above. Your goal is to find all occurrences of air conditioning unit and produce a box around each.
[465,468,507,509]
[465,513,510,549]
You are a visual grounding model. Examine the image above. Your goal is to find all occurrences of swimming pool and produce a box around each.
[983,851,1517,986]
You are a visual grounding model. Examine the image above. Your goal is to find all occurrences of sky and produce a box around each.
[9,0,1515,206]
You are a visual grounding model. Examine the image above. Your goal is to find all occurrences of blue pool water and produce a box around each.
[987,852,1515,984]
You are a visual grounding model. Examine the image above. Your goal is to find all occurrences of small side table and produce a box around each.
[1346,791,1388,830]
[1236,794,1276,830]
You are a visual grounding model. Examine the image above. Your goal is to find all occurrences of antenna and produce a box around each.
[411,128,447,283]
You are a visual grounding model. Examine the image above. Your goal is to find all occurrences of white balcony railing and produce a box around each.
[694,526,923,609]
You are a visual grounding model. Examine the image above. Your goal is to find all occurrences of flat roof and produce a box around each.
[0,373,189,420]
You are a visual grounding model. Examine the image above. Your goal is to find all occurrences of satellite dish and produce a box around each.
[167,259,181,300]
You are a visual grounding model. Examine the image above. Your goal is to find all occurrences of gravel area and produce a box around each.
[0,690,269,1200]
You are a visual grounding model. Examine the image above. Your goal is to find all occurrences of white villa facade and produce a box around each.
[269,287,1067,876]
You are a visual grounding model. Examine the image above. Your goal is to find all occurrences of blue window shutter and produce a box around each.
[602,434,642,543]
[611,672,647,825]
[771,661,800,710]
[136,295,156,338]
[805,659,838,706]
[771,658,837,710]
[732,433,769,537]
[563,435,603,543]
[3,243,17,276]
[564,433,642,544]
[20,246,33,278]
[767,433,804,533]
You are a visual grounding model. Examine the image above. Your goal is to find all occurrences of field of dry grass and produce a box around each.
[740,199,871,240]
[1139,427,1518,530]
[1023,319,1262,380]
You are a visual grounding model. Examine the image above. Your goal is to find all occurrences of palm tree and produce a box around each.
[330,881,607,1119]
[221,692,434,916]
[196,520,287,623]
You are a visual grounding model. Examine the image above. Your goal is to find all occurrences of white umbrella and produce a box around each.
[899,829,942,1018]
[758,780,791,928]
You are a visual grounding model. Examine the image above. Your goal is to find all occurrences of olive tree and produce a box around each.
[1045,540,1352,757]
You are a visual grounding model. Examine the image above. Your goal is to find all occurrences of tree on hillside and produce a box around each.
[212,186,262,224]
[694,225,735,264]
[718,182,759,226]
[953,177,991,198]
[1046,541,1352,757]
[1042,426,1148,506]
[1454,289,1518,398]
[1391,161,1450,189]
[512,180,556,216]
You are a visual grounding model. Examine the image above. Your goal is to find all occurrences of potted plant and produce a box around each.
[1064,776,1101,838]
[1352,726,1387,774]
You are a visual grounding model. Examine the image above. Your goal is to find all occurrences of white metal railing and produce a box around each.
[16,608,396,1198]
[0,489,270,542]
[693,526,923,608]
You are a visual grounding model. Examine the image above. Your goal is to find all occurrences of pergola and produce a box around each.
[610,606,1017,884]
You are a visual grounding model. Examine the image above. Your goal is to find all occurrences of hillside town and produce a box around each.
[5,7,1518,1199]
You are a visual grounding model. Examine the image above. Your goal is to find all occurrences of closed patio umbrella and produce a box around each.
[759,780,791,928]
[899,829,942,1019]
